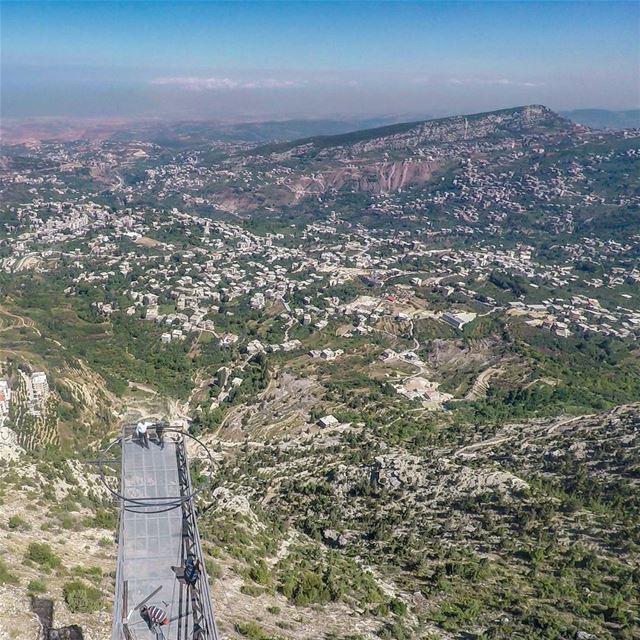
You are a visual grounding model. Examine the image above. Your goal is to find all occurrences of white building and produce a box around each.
[219,333,239,347]
[317,415,339,429]
[441,311,477,330]
[246,339,264,355]
[145,305,159,320]
[250,292,265,310]
[30,372,49,405]
[0,380,11,416]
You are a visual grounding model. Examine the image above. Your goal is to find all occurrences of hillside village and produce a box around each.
[2,202,639,346]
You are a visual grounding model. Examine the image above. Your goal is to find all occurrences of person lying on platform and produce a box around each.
[140,605,170,631]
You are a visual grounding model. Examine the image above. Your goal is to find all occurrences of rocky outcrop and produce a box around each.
[351,105,571,154]
[290,159,438,199]
[220,105,576,212]
[322,528,348,548]
[370,451,529,497]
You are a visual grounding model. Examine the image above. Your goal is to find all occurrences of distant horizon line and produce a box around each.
[3,104,640,125]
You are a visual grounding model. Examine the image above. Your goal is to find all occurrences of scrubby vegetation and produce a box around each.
[26,543,61,571]
[0,559,18,585]
[63,580,103,613]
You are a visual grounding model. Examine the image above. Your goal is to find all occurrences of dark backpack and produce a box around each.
[184,562,200,584]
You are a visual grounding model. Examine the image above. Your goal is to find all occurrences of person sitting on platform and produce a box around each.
[140,605,169,631]
[184,554,201,587]
[172,554,201,587]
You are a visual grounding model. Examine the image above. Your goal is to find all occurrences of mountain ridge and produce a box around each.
[207,104,578,212]
[252,104,573,156]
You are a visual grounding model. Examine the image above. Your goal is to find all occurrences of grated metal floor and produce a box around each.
[115,436,194,640]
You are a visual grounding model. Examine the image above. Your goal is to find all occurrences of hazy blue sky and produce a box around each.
[2,1,639,120]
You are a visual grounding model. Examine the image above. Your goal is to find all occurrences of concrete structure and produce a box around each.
[30,372,49,405]
[318,415,339,429]
[441,311,477,330]
[0,380,10,416]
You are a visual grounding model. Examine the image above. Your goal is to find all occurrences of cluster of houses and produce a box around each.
[3,193,639,350]
[510,294,640,340]
[0,370,50,422]
[2,133,639,365]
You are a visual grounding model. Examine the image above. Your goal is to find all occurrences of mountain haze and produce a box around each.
[561,109,640,130]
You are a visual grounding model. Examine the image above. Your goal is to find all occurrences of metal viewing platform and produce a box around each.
[102,426,219,640]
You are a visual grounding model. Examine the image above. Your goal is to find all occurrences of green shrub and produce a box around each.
[281,570,331,606]
[205,557,222,579]
[72,565,103,581]
[8,515,30,531]
[63,580,103,613]
[28,579,47,594]
[58,514,78,530]
[0,559,18,585]
[240,583,264,597]
[26,542,61,570]
[389,598,407,616]
[249,559,271,585]
[235,621,282,640]
[89,509,117,529]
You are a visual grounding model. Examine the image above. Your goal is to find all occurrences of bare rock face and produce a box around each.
[371,453,425,489]
[352,104,567,153]
[322,528,348,548]
[291,159,439,199]
[211,191,267,214]
[0,426,23,461]
[370,452,529,497]
[212,486,256,519]
[440,463,530,497]
[214,104,574,212]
